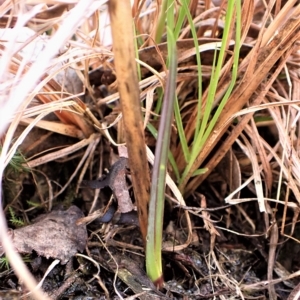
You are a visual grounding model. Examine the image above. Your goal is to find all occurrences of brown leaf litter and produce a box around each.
[0,206,87,264]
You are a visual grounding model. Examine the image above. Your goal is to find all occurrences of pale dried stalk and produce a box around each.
[108,0,151,242]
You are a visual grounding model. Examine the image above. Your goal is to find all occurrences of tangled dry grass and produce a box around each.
[0,0,300,299]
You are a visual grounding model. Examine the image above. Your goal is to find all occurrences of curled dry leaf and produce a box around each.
[0,206,87,264]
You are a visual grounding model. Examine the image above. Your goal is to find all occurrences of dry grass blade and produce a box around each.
[236,133,266,212]
[287,282,300,300]
[36,79,94,137]
[268,222,279,300]
[248,118,273,192]
[20,118,85,139]
[108,0,151,243]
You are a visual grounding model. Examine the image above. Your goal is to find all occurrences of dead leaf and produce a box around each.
[1,206,87,264]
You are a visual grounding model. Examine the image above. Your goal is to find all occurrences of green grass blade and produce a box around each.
[174,0,191,39]
[178,0,203,140]
[146,27,177,287]
[147,122,180,181]
[174,94,190,162]
[155,0,168,43]
[154,87,164,119]
[201,0,241,144]
[180,0,240,186]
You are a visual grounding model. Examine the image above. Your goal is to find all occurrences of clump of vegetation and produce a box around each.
[8,207,25,227]
[0,256,10,271]
[0,0,300,299]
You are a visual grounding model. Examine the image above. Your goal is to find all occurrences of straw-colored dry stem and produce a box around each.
[108,0,151,242]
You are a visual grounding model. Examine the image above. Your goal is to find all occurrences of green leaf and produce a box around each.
[146,25,177,287]
[192,168,209,177]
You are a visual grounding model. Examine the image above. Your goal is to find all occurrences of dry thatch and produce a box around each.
[0,0,300,299]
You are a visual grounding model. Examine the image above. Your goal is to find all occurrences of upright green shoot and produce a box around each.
[173,0,191,40]
[146,123,180,181]
[173,0,203,163]
[146,27,177,287]
[155,0,168,43]
[180,0,241,187]
[179,0,203,140]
